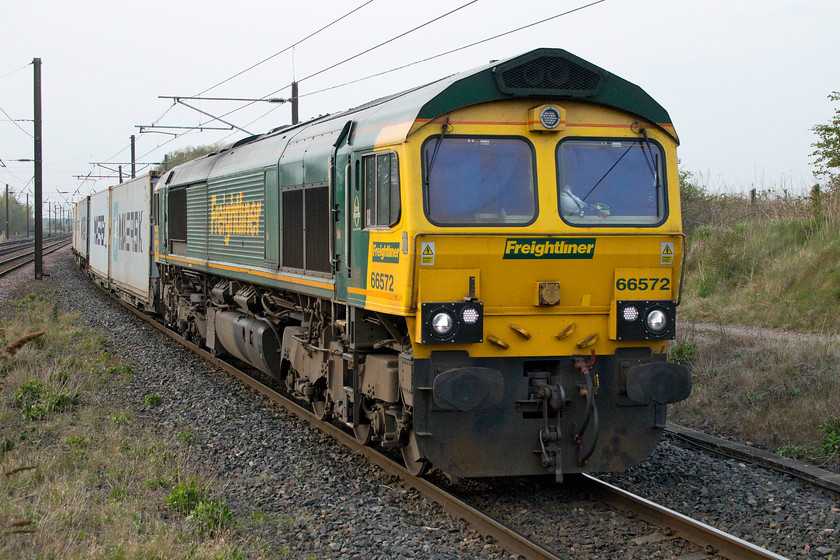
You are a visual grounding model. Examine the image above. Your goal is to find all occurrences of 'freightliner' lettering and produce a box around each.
[503,238,596,259]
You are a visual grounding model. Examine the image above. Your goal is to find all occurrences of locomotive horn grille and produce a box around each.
[495,53,603,97]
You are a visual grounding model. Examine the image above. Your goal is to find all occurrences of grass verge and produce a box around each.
[669,326,840,470]
[0,289,276,559]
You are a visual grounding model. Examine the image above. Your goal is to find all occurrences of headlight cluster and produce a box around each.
[421,301,484,344]
[615,300,675,340]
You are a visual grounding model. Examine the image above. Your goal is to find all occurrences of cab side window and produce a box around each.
[363,152,400,228]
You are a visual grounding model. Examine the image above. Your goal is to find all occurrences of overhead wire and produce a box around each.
[128,0,608,173]
[0,63,30,82]
[193,0,376,98]
[134,1,378,166]
[210,0,479,124]
[295,0,478,85]
[302,0,608,98]
[0,103,33,138]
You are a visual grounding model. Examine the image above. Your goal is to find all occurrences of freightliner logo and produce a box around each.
[503,238,596,259]
[371,242,400,263]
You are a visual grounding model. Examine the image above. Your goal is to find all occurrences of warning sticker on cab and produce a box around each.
[420,242,435,266]
[660,242,674,265]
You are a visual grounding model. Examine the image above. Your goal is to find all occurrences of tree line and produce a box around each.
[0,194,33,238]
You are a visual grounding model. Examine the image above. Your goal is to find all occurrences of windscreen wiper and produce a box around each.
[424,118,451,188]
[640,128,660,189]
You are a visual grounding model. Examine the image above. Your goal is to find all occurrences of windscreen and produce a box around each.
[557,139,666,226]
[423,137,536,225]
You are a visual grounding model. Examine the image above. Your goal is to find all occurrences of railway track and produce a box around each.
[0,236,70,277]
[666,424,840,499]
[93,278,790,560]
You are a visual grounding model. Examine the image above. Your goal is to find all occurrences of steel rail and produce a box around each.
[666,423,840,498]
[96,276,789,560]
[581,475,789,560]
[101,286,564,560]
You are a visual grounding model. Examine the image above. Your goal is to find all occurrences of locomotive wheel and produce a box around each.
[353,422,372,445]
[401,428,430,476]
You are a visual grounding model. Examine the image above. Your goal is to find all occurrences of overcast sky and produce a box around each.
[1,0,838,207]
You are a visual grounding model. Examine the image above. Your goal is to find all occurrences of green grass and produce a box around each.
[681,215,840,333]
[0,291,273,559]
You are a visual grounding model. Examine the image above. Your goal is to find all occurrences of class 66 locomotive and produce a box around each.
[74,48,691,482]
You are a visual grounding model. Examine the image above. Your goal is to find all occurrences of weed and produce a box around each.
[14,380,79,420]
[1,438,14,456]
[110,486,128,501]
[14,379,47,407]
[819,417,840,456]
[106,542,126,560]
[744,392,762,407]
[145,475,169,489]
[778,445,808,460]
[166,478,204,514]
[14,293,45,311]
[145,394,163,406]
[668,341,697,366]
[189,499,235,537]
[214,546,246,560]
[274,514,296,528]
[0,280,273,559]
[105,364,134,376]
[48,390,79,411]
[177,431,196,445]
[65,436,87,448]
[49,369,70,385]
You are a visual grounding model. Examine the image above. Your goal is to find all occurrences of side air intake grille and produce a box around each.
[282,184,331,274]
[304,186,331,273]
[495,54,603,97]
[282,189,303,269]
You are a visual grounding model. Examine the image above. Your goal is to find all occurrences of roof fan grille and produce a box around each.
[499,56,600,95]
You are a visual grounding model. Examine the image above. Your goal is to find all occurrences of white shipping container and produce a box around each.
[72,198,89,258]
[109,175,154,300]
[88,188,110,281]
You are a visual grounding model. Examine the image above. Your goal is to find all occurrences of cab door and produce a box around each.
[332,121,355,303]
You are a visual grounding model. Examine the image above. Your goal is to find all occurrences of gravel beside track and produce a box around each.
[11,249,508,560]
[3,248,838,559]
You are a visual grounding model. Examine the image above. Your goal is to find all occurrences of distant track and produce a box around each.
[0,236,71,277]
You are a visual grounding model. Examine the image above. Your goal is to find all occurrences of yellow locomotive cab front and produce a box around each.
[395,98,691,479]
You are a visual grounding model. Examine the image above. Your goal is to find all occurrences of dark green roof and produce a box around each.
[417,48,677,142]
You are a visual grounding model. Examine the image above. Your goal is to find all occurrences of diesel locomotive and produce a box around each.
[73,48,691,481]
